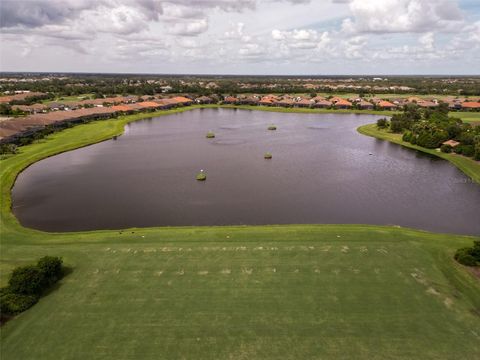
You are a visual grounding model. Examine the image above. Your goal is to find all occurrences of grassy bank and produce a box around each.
[358,123,480,184]
[1,106,479,359]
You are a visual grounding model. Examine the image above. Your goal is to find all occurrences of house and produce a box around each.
[311,96,326,102]
[223,96,238,104]
[171,96,193,106]
[312,99,332,108]
[11,104,48,114]
[294,98,313,108]
[356,100,374,110]
[244,95,260,105]
[333,98,352,109]
[391,98,408,107]
[111,105,135,114]
[442,140,460,148]
[330,96,346,104]
[416,100,438,109]
[48,102,65,111]
[446,101,462,111]
[276,98,295,107]
[137,101,160,111]
[461,102,480,111]
[195,96,214,104]
[406,96,423,104]
[259,97,274,106]
[377,100,397,111]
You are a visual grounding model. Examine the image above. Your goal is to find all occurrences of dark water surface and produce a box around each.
[12,108,480,234]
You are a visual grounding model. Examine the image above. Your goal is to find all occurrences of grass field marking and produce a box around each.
[427,287,441,296]
[359,246,368,253]
[197,270,209,276]
[341,245,350,253]
[220,269,231,275]
[242,268,253,275]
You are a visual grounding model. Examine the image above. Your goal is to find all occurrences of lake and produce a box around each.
[11,108,480,234]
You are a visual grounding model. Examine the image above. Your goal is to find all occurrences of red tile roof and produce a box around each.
[377,100,396,108]
[111,105,132,112]
[334,99,352,107]
[461,102,480,109]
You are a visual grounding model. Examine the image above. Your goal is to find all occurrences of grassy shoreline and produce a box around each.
[357,123,480,184]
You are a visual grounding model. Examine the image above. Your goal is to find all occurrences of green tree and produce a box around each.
[37,256,63,286]
[8,265,46,296]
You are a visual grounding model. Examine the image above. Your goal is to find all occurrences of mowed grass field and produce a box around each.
[1,106,479,359]
[1,226,480,359]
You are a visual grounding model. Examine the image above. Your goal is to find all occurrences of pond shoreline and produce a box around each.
[1,105,479,237]
[357,123,480,184]
[7,108,480,235]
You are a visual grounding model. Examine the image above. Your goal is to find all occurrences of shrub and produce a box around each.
[390,119,404,133]
[440,144,452,153]
[454,248,478,266]
[415,129,449,149]
[196,172,206,181]
[0,291,38,315]
[0,257,66,322]
[0,143,18,155]
[8,265,46,296]
[454,241,480,267]
[37,256,63,286]
[377,118,388,129]
[454,145,475,157]
[402,131,413,142]
[206,131,215,139]
[475,143,480,161]
[268,125,277,131]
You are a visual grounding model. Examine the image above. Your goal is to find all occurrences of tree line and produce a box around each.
[377,104,480,160]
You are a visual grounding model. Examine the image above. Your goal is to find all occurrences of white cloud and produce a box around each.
[342,0,464,34]
[272,29,331,50]
[168,19,209,36]
[238,43,264,57]
[418,32,434,50]
[224,22,245,39]
[0,0,479,74]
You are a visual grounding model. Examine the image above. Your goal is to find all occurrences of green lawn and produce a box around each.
[1,226,480,359]
[42,94,95,105]
[453,111,480,125]
[1,106,479,359]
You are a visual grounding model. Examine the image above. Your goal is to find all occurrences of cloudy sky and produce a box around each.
[1,0,479,75]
